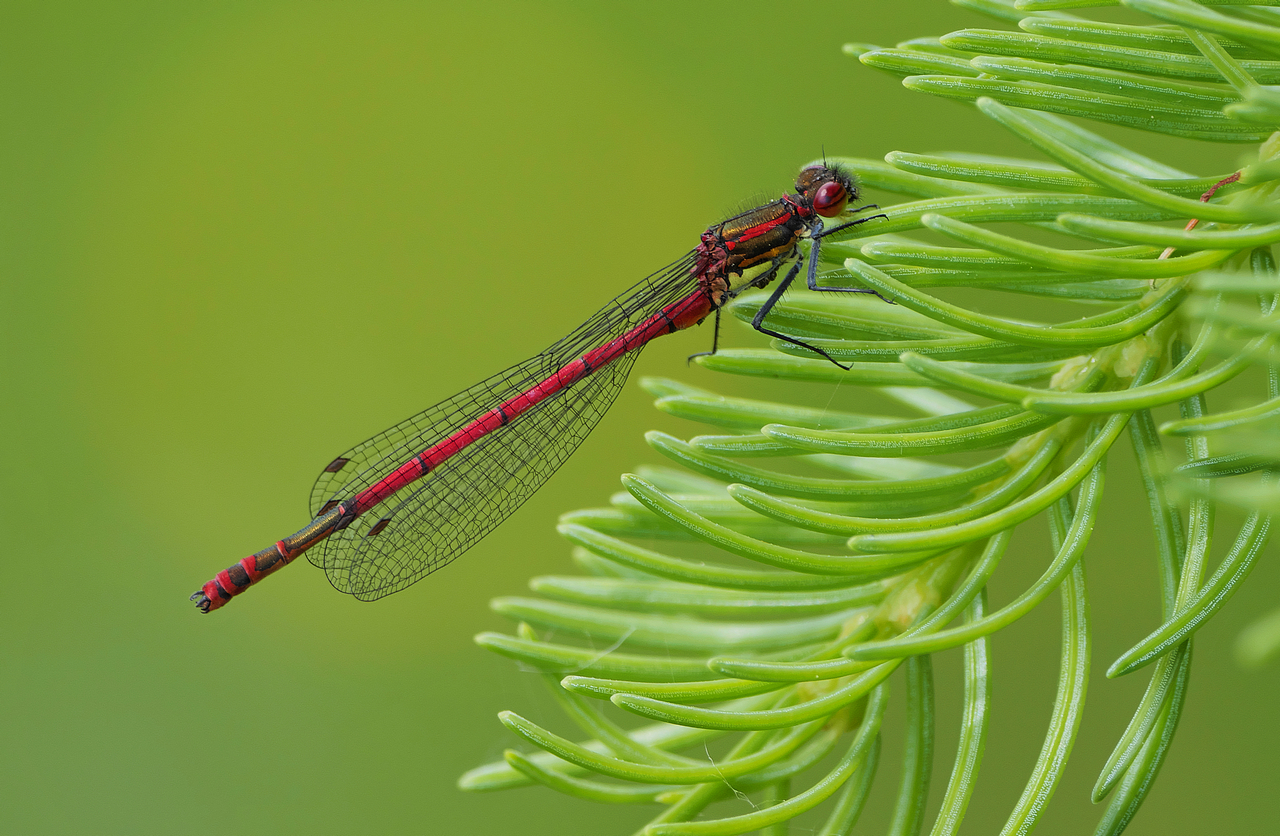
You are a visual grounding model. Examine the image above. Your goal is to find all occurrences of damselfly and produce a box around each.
[192,163,882,612]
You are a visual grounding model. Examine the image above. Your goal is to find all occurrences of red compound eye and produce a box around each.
[813,181,848,217]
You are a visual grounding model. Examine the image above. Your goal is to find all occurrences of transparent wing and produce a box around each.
[306,252,702,600]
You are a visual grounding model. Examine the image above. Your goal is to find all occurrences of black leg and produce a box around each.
[806,233,895,304]
[687,259,785,363]
[813,204,887,240]
[807,212,895,304]
[751,259,850,370]
[686,307,723,364]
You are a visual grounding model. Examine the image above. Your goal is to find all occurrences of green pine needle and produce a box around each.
[460,0,1280,832]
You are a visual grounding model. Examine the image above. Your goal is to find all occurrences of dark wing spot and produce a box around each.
[324,457,351,473]
[367,517,392,537]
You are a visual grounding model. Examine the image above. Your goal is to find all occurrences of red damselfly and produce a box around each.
[192,163,883,613]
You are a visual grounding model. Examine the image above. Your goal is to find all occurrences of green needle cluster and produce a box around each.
[461,0,1280,832]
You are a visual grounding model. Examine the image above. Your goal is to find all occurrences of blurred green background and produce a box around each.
[4,1,1279,833]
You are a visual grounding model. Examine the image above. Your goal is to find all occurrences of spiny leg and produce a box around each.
[807,211,895,304]
[750,258,850,370]
[815,203,885,238]
[688,259,784,363]
[686,306,723,364]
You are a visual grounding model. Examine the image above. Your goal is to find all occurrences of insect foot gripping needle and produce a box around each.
[192,163,885,612]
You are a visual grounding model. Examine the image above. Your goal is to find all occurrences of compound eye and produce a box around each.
[813,181,848,217]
